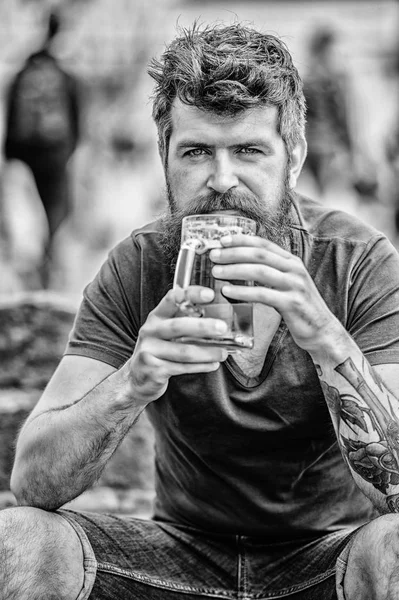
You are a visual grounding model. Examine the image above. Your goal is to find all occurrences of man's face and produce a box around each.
[160,99,306,261]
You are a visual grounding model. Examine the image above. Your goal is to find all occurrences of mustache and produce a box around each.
[166,189,270,232]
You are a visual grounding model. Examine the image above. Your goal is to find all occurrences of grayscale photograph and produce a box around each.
[0,0,399,598]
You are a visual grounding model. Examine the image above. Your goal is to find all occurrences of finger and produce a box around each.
[152,287,215,319]
[184,285,215,305]
[211,242,295,273]
[221,283,284,308]
[151,357,223,377]
[142,339,228,363]
[154,316,229,341]
[220,234,292,258]
[212,262,289,289]
[168,361,222,375]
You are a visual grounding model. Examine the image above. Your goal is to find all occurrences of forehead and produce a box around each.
[169,99,281,146]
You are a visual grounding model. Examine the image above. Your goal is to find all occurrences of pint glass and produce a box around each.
[173,214,256,349]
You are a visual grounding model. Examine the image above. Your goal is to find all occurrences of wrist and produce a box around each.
[306,318,357,364]
[106,363,150,415]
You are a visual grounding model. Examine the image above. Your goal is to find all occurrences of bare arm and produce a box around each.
[211,234,399,513]
[11,287,228,510]
[11,355,135,509]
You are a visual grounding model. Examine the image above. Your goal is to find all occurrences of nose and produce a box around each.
[207,153,239,194]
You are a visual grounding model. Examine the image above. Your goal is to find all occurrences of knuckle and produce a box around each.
[139,323,151,338]
[291,291,304,309]
[169,318,183,336]
[290,254,303,270]
[254,264,265,279]
[198,319,213,335]
[140,314,158,336]
[138,349,153,365]
[165,288,177,302]
[177,345,194,362]
[254,248,267,262]
[294,275,307,294]
[155,367,169,385]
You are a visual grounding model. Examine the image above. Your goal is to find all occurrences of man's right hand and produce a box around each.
[126,286,229,405]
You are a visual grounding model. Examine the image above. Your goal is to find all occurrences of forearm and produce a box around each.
[309,325,399,514]
[11,365,145,510]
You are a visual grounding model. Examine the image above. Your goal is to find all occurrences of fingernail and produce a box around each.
[210,249,220,260]
[200,288,214,301]
[212,266,222,276]
[215,320,228,333]
[174,286,185,304]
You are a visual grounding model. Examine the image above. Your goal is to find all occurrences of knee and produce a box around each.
[0,506,84,600]
[343,514,399,599]
[356,513,399,558]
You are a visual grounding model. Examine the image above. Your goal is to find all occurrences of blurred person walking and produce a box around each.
[384,42,399,234]
[303,26,377,201]
[3,11,80,288]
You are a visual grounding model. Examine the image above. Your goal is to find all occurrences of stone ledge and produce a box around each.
[0,290,77,309]
[0,487,155,518]
[0,389,41,413]
[65,486,155,518]
[0,291,76,389]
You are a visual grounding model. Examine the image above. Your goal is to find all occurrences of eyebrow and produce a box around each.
[176,139,273,150]
[176,141,209,149]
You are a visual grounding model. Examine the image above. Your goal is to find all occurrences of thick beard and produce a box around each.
[159,173,294,269]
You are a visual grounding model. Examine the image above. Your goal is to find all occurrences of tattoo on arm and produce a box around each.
[317,357,399,512]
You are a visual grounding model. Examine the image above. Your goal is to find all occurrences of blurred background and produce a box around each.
[0,0,398,299]
[0,0,398,514]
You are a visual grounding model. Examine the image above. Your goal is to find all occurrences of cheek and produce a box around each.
[248,170,281,198]
[168,165,203,198]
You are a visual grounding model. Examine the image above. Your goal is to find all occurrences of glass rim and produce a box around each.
[182,213,256,225]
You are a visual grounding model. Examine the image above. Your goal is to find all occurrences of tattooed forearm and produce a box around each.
[335,358,399,445]
[316,356,399,512]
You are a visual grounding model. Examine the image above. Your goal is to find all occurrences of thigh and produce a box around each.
[242,528,360,600]
[60,509,360,600]
[60,510,238,600]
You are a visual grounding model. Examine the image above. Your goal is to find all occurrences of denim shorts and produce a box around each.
[59,509,358,600]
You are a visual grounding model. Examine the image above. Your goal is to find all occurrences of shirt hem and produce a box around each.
[64,345,128,369]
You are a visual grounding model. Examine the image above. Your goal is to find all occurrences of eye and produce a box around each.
[238,147,261,155]
[184,148,208,158]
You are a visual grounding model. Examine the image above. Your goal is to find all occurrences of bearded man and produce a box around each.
[4,22,399,600]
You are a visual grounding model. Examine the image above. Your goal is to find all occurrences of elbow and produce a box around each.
[10,465,36,508]
[10,462,61,511]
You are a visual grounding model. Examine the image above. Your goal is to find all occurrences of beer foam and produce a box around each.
[182,221,253,253]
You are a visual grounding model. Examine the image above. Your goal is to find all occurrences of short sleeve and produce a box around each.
[347,235,399,365]
[64,235,142,369]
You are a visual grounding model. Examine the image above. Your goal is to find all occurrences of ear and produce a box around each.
[288,136,307,189]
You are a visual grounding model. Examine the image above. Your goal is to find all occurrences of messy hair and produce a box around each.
[148,22,306,160]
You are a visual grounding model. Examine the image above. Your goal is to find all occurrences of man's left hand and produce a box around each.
[210,234,343,354]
